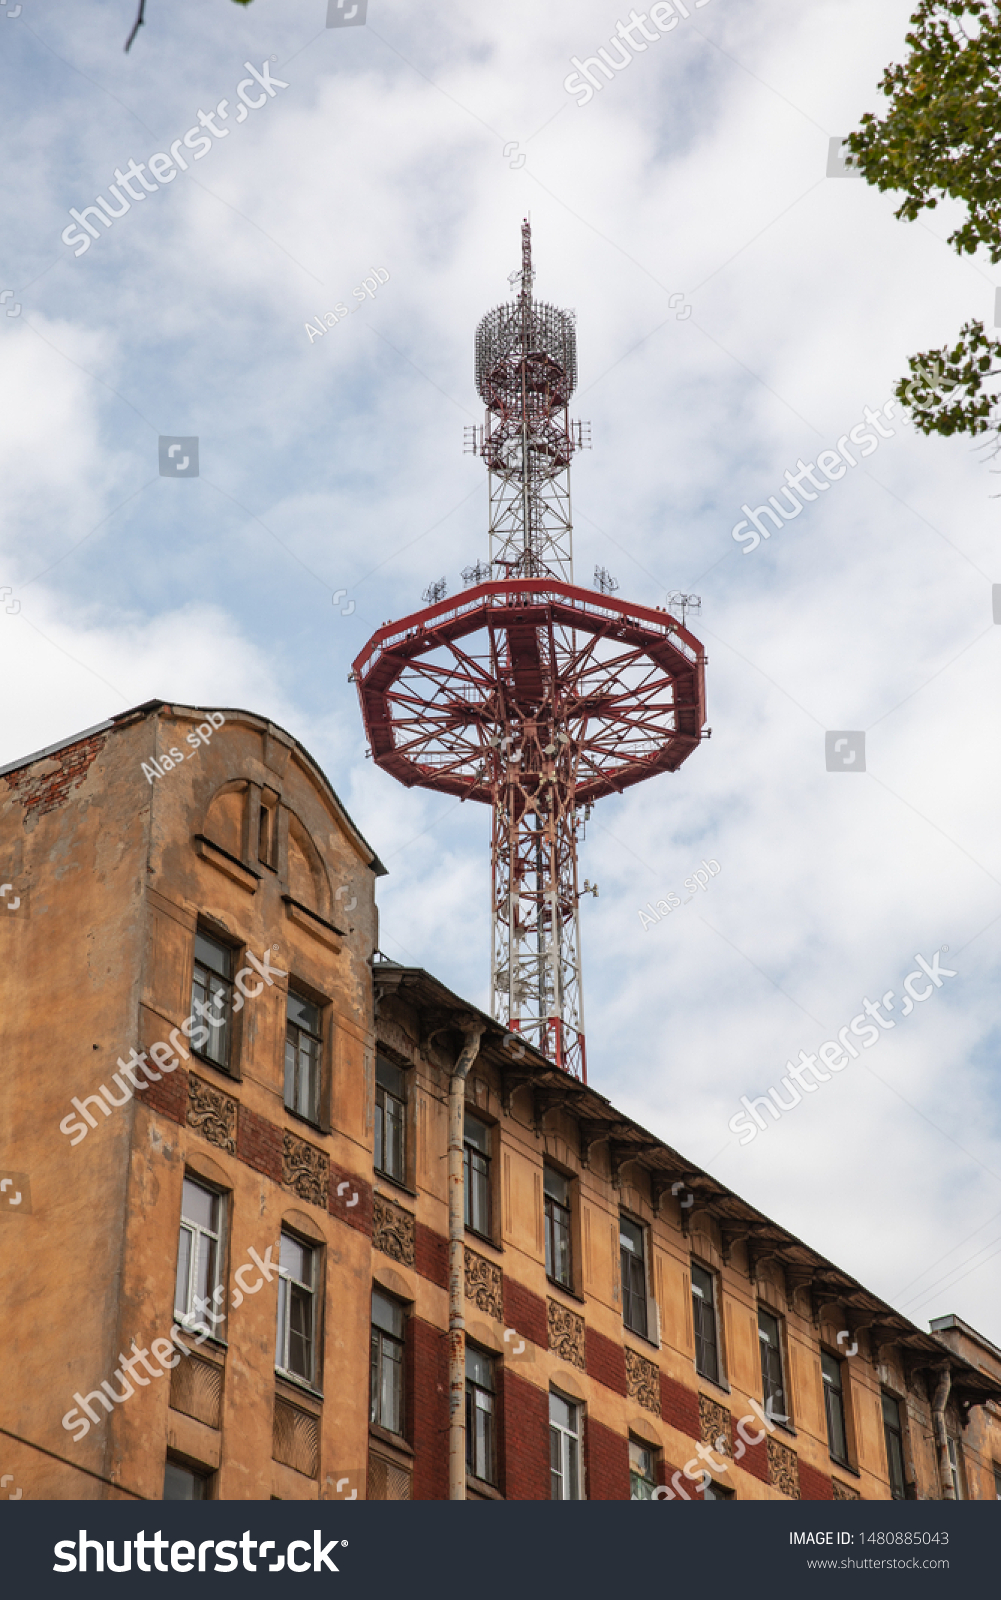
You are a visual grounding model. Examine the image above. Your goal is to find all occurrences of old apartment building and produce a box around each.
[1,700,999,1501]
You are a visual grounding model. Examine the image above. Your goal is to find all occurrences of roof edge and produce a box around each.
[0,699,388,877]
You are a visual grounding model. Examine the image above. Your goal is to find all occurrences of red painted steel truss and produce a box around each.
[353,579,707,1080]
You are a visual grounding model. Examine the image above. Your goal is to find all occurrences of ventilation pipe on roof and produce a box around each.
[448,1020,485,1500]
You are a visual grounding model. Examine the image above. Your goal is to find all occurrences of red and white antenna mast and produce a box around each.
[477,219,580,583]
[354,222,708,1080]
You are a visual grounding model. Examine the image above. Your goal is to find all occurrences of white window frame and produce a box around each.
[629,1438,657,1501]
[549,1391,583,1501]
[190,929,235,1071]
[174,1176,225,1337]
[619,1214,648,1339]
[285,989,323,1124]
[691,1260,723,1384]
[758,1306,790,1426]
[374,1056,408,1183]
[275,1230,318,1386]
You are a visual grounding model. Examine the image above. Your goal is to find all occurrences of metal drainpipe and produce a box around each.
[931,1364,955,1500]
[448,1022,485,1501]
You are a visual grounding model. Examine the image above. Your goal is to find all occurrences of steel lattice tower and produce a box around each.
[476,221,582,584]
[353,222,708,1080]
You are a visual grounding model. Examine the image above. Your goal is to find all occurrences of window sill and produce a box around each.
[274,1370,324,1404]
[465,1226,502,1254]
[374,1171,418,1201]
[769,1418,797,1439]
[369,1423,413,1457]
[172,1324,227,1359]
[830,1457,859,1477]
[285,1104,325,1137]
[623,1326,660,1354]
[696,1371,731,1398]
[546,1277,585,1304]
[189,1049,240,1084]
[466,1474,504,1500]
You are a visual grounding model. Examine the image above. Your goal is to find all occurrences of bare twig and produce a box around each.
[124,0,146,53]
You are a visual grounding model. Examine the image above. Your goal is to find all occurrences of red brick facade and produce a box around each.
[733,1413,770,1484]
[501,1369,550,1501]
[799,1461,834,1500]
[586,1415,629,1500]
[3,731,106,817]
[586,1326,627,1396]
[409,1316,449,1500]
[414,1221,448,1290]
[328,1160,372,1237]
[503,1277,547,1350]
[141,1060,188,1124]
[236,1103,283,1183]
[661,1371,700,1438]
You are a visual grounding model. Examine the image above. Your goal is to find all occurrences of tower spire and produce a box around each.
[520,216,533,306]
[475,218,578,583]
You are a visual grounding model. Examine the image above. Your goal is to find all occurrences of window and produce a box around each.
[822,1352,849,1465]
[544,1166,572,1288]
[549,1392,581,1500]
[620,1216,647,1338]
[285,991,322,1124]
[701,1480,734,1500]
[464,1113,491,1237]
[947,1436,964,1500]
[163,1459,209,1500]
[629,1440,656,1501]
[691,1263,720,1383]
[190,929,234,1070]
[174,1177,223,1334]
[757,1309,788,1425]
[993,1462,1001,1500]
[258,798,277,867]
[370,1290,405,1436]
[375,1056,407,1183]
[881,1391,906,1500]
[465,1346,496,1486]
[276,1231,316,1384]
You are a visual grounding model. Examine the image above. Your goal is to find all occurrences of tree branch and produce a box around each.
[124,0,146,53]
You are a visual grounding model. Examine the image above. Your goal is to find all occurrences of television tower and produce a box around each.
[353,221,707,1080]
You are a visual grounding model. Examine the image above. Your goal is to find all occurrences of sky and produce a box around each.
[2,0,1000,1343]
